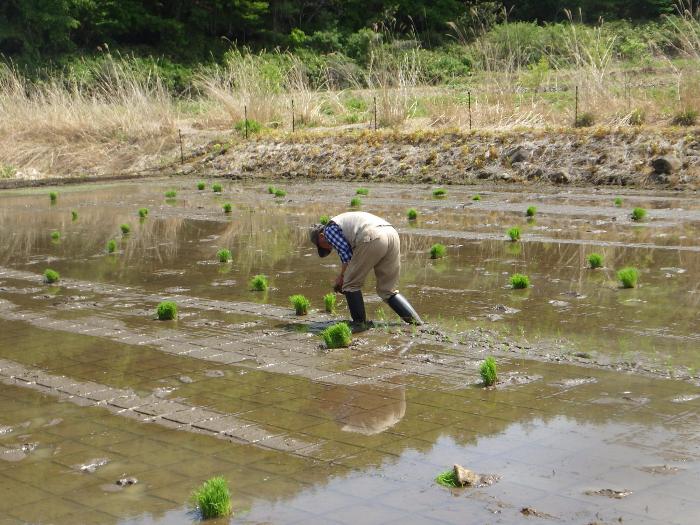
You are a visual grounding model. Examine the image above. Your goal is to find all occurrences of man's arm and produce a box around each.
[324,223,352,291]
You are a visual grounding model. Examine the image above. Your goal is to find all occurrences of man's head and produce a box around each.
[309,224,332,257]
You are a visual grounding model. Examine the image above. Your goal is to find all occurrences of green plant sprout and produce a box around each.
[197,181,206,190]
[631,207,647,221]
[480,356,497,386]
[106,239,117,253]
[507,227,521,242]
[526,206,537,217]
[407,208,418,220]
[222,202,232,213]
[191,477,232,519]
[435,469,460,488]
[324,293,336,313]
[157,301,178,320]
[617,267,639,288]
[321,322,351,349]
[50,231,61,241]
[319,215,330,225]
[614,197,623,207]
[472,194,481,201]
[49,191,57,203]
[250,274,269,291]
[212,183,223,193]
[350,197,361,207]
[71,210,78,221]
[165,190,177,198]
[274,189,286,198]
[510,273,530,289]
[120,224,131,235]
[138,207,149,218]
[289,294,310,315]
[43,269,60,284]
[587,253,603,269]
[217,249,232,263]
[432,188,446,198]
[356,188,369,196]
[430,243,446,259]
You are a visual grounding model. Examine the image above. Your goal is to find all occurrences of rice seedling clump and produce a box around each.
[71,210,78,221]
[430,243,446,259]
[43,269,60,284]
[510,273,530,289]
[165,190,177,198]
[289,294,310,315]
[507,227,521,242]
[274,189,286,198]
[51,231,61,241]
[407,208,417,220]
[587,253,603,269]
[217,249,232,263]
[49,191,57,203]
[480,356,497,386]
[432,188,446,198]
[106,239,117,253]
[222,203,232,213]
[614,197,623,207]
[191,477,231,519]
[197,181,206,190]
[157,301,178,320]
[631,207,647,221]
[267,185,275,194]
[526,206,537,217]
[212,183,223,193]
[319,215,330,225]
[321,322,352,349]
[350,197,361,207]
[120,224,131,235]
[324,293,336,313]
[356,188,369,196]
[250,274,269,291]
[138,208,149,218]
[435,469,460,488]
[472,194,481,201]
[617,267,639,288]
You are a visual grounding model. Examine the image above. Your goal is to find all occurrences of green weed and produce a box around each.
[472,194,481,201]
[350,197,361,207]
[507,227,521,242]
[526,206,537,217]
[191,477,232,519]
[587,253,603,269]
[480,356,497,386]
[120,224,131,235]
[407,208,418,220]
[510,273,530,289]
[234,118,262,135]
[435,469,460,488]
[631,207,646,221]
[222,202,232,213]
[319,215,330,225]
[289,294,310,315]
[321,322,352,349]
[274,189,286,198]
[629,108,645,126]
[617,267,639,288]
[614,197,623,207]
[323,293,336,314]
[432,188,447,198]
[250,274,269,291]
[356,188,369,196]
[212,183,223,193]
[71,210,78,221]
[574,112,595,128]
[106,239,117,253]
[430,243,446,259]
[138,207,149,218]
[197,181,206,190]
[50,231,61,241]
[672,109,698,127]
[157,301,178,320]
[217,249,232,263]
[43,269,60,284]
[49,191,57,203]
[165,190,177,198]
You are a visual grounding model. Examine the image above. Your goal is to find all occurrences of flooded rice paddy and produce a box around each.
[0,179,699,524]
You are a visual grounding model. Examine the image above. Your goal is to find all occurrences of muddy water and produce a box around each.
[1,179,699,524]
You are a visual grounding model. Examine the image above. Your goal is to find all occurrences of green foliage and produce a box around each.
[356,188,369,196]
[49,191,57,203]
[350,197,361,208]
[432,188,447,198]
[106,239,117,253]
[217,249,232,263]
[289,294,310,315]
[319,215,330,225]
[138,207,149,218]
[212,183,223,193]
[43,268,60,284]
[480,357,498,386]
[274,189,286,198]
[587,253,604,269]
[435,469,460,488]
[250,274,269,291]
[510,273,530,289]
[234,119,262,135]
[157,301,178,321]
[191,477,232,519]
[50,231,61,241]
[197,181,206,190]
[321,322,352,349]
[672,109,698,127]
[430,243,447,259]
[526,206,537,217]
[71,210,78,221]
[617,267,639,288]
[614,197,623,207]
[631,207,647,221]
[0,164,16,179]
[507,227,521,242]
[629,109,645,126]
[165,190,177,198]
[574,112,595,128]
[323,293,336,314]
[222,203,232,213]
[120,223,131,235]
[472,194,481,201]
[407,208,418,220]
[267,185,276,194]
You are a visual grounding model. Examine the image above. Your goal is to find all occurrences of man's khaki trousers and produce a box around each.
[342,226,400,300]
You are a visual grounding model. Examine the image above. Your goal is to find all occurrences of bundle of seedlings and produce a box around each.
[157,301,177,320]
[321,322,351,349]
[289,294,310,315]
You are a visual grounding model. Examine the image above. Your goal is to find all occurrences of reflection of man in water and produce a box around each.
[309,211,422,327]
[320,384,406,436]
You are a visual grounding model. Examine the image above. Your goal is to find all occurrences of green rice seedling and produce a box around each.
[49,191,57,203]
[350,197,361,208]
[267,185,276,194]
[191,476,232,519]
[587,253,604,269]
[138,207,149,218]
[432,188,447,198]
[435,469,460,488]
[165,190,177,198]
[43,268,60,284]
[120,223,131,235]
[274,189,286,198]
[222,203,232,213]
[106,239,117,253]
[614,197,623,207]
[217,249,232,263]
[157,301,178,321]
[510,273,530,289]
[507,227,521,242]
[526,206,537,217]
[289,294,310,315]
[480,356,497,386]
[472,194,481,201]
[631,207,647,221]
[71,210,78,221]
[324,293,336,314]
[319,215,330,225]
[356,188,369,196]
[617,267,639,289]
[250,274,269,291]
[321,322,352,349]
[407,208,418,220]
[197,181,206,190]
[50,231,61,241]
[212,183,223,193]
[574,112,595,128]
[430,243,446,259]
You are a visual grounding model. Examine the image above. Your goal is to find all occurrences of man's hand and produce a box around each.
[334,274,344,293]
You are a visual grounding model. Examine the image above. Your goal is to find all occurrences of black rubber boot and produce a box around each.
[387,293,423,325]
[344,291,370,330]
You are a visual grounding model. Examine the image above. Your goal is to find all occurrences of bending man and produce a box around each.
[309,211,422,326]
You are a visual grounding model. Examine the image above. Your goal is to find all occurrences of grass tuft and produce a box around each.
[617,267,639,289]
[191,477,232,519]
[120,223,131,235]
[157,301,178,320]
[672,109,698,127]
[614,197,623,207]
[50,231,61,241]
[587,253,603,269]
[526,206,537,217]
[631,207,646,221]
[212,183,223,193]
[234,118,262,135]
[138,207,149,218]
[510,273,530,289]
[250,274,269,291]
[507,227,521,242]
[49,191,57,203]
[43,268,60,284]
[430,243,446,259]
[574,112,595,128]
[480,356,497,386]
[197,181,206,190]
[71,210,78,221]
[407,208,418,220]
[164,190,177,198]
[273,189,286,198]
[321,322,352,349]
[356,188,369,196]
[289,294,310,315]
[222,202,232,213]
[319,215,330,225]
[472,194,481,201]
[217,249,232,263]
[435,469,460,488]
[106,239,117,253]
[323,293,336,314]
[267,185,276,194]
[350,197,361,208]
[432,188,447,198]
